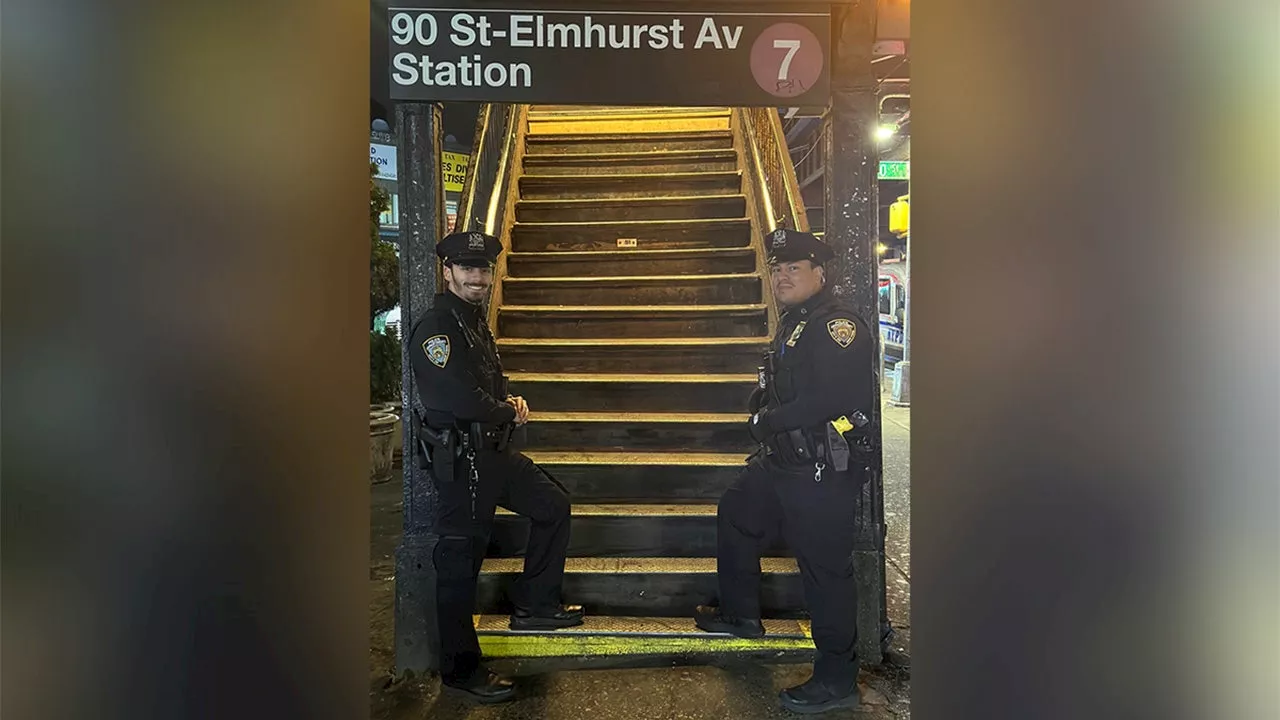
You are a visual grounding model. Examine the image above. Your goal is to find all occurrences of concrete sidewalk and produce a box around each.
[369,393,911,719]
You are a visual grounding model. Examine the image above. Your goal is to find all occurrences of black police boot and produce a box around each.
[778,677,861,715]
[441,669,516,704]
[508,604,585,631]
[693,605,765,639]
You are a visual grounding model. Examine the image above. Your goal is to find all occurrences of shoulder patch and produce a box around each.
[422,334,451,368]
[827,318,857,348]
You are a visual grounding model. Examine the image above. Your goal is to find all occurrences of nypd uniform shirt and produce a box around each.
[408,291,517,426]
[760,288,876,434]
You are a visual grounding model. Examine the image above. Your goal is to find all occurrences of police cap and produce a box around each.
[765,227,834,266]
[437,230,502,268]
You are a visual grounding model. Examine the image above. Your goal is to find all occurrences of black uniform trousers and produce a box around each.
[431,442,571,684]
[716,454,863,691]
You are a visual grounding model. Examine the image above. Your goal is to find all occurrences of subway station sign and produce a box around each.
[387,6,830,106]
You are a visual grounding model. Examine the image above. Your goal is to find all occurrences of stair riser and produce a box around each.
[503,278,761,306]
[489,514,789,558]
[498,311,768,339]
[522,157,738,176]
[511,222,751,253]
[525,420,752,453]
[500,346,764,374]
[525,135,733,154]
[476,571,805,618]
[516,196,746,223]
[513,380,756,414]
[534,464,743,503]
[518,175,742,200]
[508,251,757,278]
[527,118,730,136]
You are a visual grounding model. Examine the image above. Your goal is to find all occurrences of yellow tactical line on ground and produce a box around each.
[477,633,815,658]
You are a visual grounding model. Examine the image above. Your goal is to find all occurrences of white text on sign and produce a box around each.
[391,11,759,89]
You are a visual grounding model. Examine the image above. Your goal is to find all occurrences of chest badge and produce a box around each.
[423,335,451,368]
[786,321,808,347]
[827,318,857,348]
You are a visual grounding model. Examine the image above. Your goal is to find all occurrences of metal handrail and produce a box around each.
[739,107,810,233]
[455,104,518,232]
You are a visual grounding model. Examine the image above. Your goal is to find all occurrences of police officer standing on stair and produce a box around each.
[694,228,877,714]
[407,230,584,704]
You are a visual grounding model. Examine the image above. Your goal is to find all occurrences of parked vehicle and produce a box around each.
[879,259,907,365]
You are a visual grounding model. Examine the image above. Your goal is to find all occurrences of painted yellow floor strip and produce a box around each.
[478,633,814,658]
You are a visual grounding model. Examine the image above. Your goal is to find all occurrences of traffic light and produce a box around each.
[889,194,910,237]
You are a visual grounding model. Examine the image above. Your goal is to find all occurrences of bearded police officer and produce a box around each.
[694,228,877,714]
[407,230,584,704]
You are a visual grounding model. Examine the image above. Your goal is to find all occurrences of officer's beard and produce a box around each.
[444,268,492,305]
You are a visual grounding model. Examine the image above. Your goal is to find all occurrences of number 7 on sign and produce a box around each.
[774,39,801,80]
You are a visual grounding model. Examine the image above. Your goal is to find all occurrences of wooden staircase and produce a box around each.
[474,106,814,656]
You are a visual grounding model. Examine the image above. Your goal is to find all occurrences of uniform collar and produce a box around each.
[439,289,486,321]
[783,287,833,320]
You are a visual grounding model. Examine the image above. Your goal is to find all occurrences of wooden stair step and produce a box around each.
[520,450,748,502]
[475,557,804,617]
[515,194,747,223]
[489,504,789,558]
[499,303,768,339]
[507,247,757,277]
[510,373,757,413]
[502,273,761,305]
[524,130,734,154]
[518,171,742,199]
[497,337,766,374]
[511,217,751,252]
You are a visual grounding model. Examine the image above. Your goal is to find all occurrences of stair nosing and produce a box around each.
[508,373,757,383]
[508,247,754,259]
[515,217,748,228]
[523,450,749,466]
[520,171,742,182]
[516,193,745,206]
[481,557,797,574]
[497,337,766,347]
[472,614,810,639]
[523,451,748,466]
[503,272,757,284]
[523,149,738,161]
[525,130,733,140]
[500,304,766,313]
[530,411,747,423]
[496,503,719,517]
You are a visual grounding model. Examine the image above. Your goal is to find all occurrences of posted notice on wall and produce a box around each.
[371,143,397,180]
[387,6,830,106]
[442,151,469,193]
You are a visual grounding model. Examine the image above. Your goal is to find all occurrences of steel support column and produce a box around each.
[393,102,446,675]
[825,0,887,665]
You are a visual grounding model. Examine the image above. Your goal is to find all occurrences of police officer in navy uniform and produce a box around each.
[407,230,584,704]
[694,228,877,714]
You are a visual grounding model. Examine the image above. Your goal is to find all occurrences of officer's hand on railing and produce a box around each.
[748,411,771,444]
[507,396,530,425]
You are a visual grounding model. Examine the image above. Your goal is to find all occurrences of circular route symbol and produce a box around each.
[750,23,824,98]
